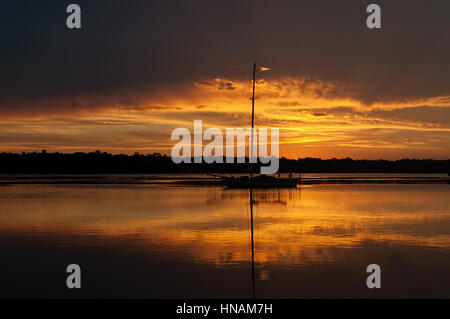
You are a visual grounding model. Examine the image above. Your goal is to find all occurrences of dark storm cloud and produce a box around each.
[195,79,236,90]
[0,0,449,112]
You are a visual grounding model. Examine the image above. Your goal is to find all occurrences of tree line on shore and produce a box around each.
[0,150,448,174]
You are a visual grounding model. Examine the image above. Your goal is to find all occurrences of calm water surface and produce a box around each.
[0,175,449,298]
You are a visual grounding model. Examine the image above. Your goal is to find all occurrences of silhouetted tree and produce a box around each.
[0,151,447,174]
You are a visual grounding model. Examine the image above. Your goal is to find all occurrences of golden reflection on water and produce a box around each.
[0,183,449,267]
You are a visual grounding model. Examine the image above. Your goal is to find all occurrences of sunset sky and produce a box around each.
[1,0,449,159]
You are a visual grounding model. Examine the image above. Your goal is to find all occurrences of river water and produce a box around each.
[0,174,449,298]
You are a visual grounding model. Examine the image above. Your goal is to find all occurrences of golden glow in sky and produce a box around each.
[0,75,449,159]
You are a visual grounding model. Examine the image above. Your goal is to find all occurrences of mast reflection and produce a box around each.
[250,187,256,299]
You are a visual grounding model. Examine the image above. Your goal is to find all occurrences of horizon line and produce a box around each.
[0,150,448,162]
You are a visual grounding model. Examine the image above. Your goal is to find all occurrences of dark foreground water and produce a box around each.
[0,174,449,298]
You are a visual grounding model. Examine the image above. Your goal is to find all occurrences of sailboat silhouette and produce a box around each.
[222,62,301,188]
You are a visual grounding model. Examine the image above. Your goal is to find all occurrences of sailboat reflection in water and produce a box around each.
[249,187,256,298]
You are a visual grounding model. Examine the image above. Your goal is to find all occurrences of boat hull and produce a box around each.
[221,176,300,188]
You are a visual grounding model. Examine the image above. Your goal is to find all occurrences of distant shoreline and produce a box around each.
[0,151,448,174]
[0,173,448,186]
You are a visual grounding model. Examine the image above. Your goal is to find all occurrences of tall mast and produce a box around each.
[250,62,256,178]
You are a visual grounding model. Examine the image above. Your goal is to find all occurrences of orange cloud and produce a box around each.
[0,77,449,159]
